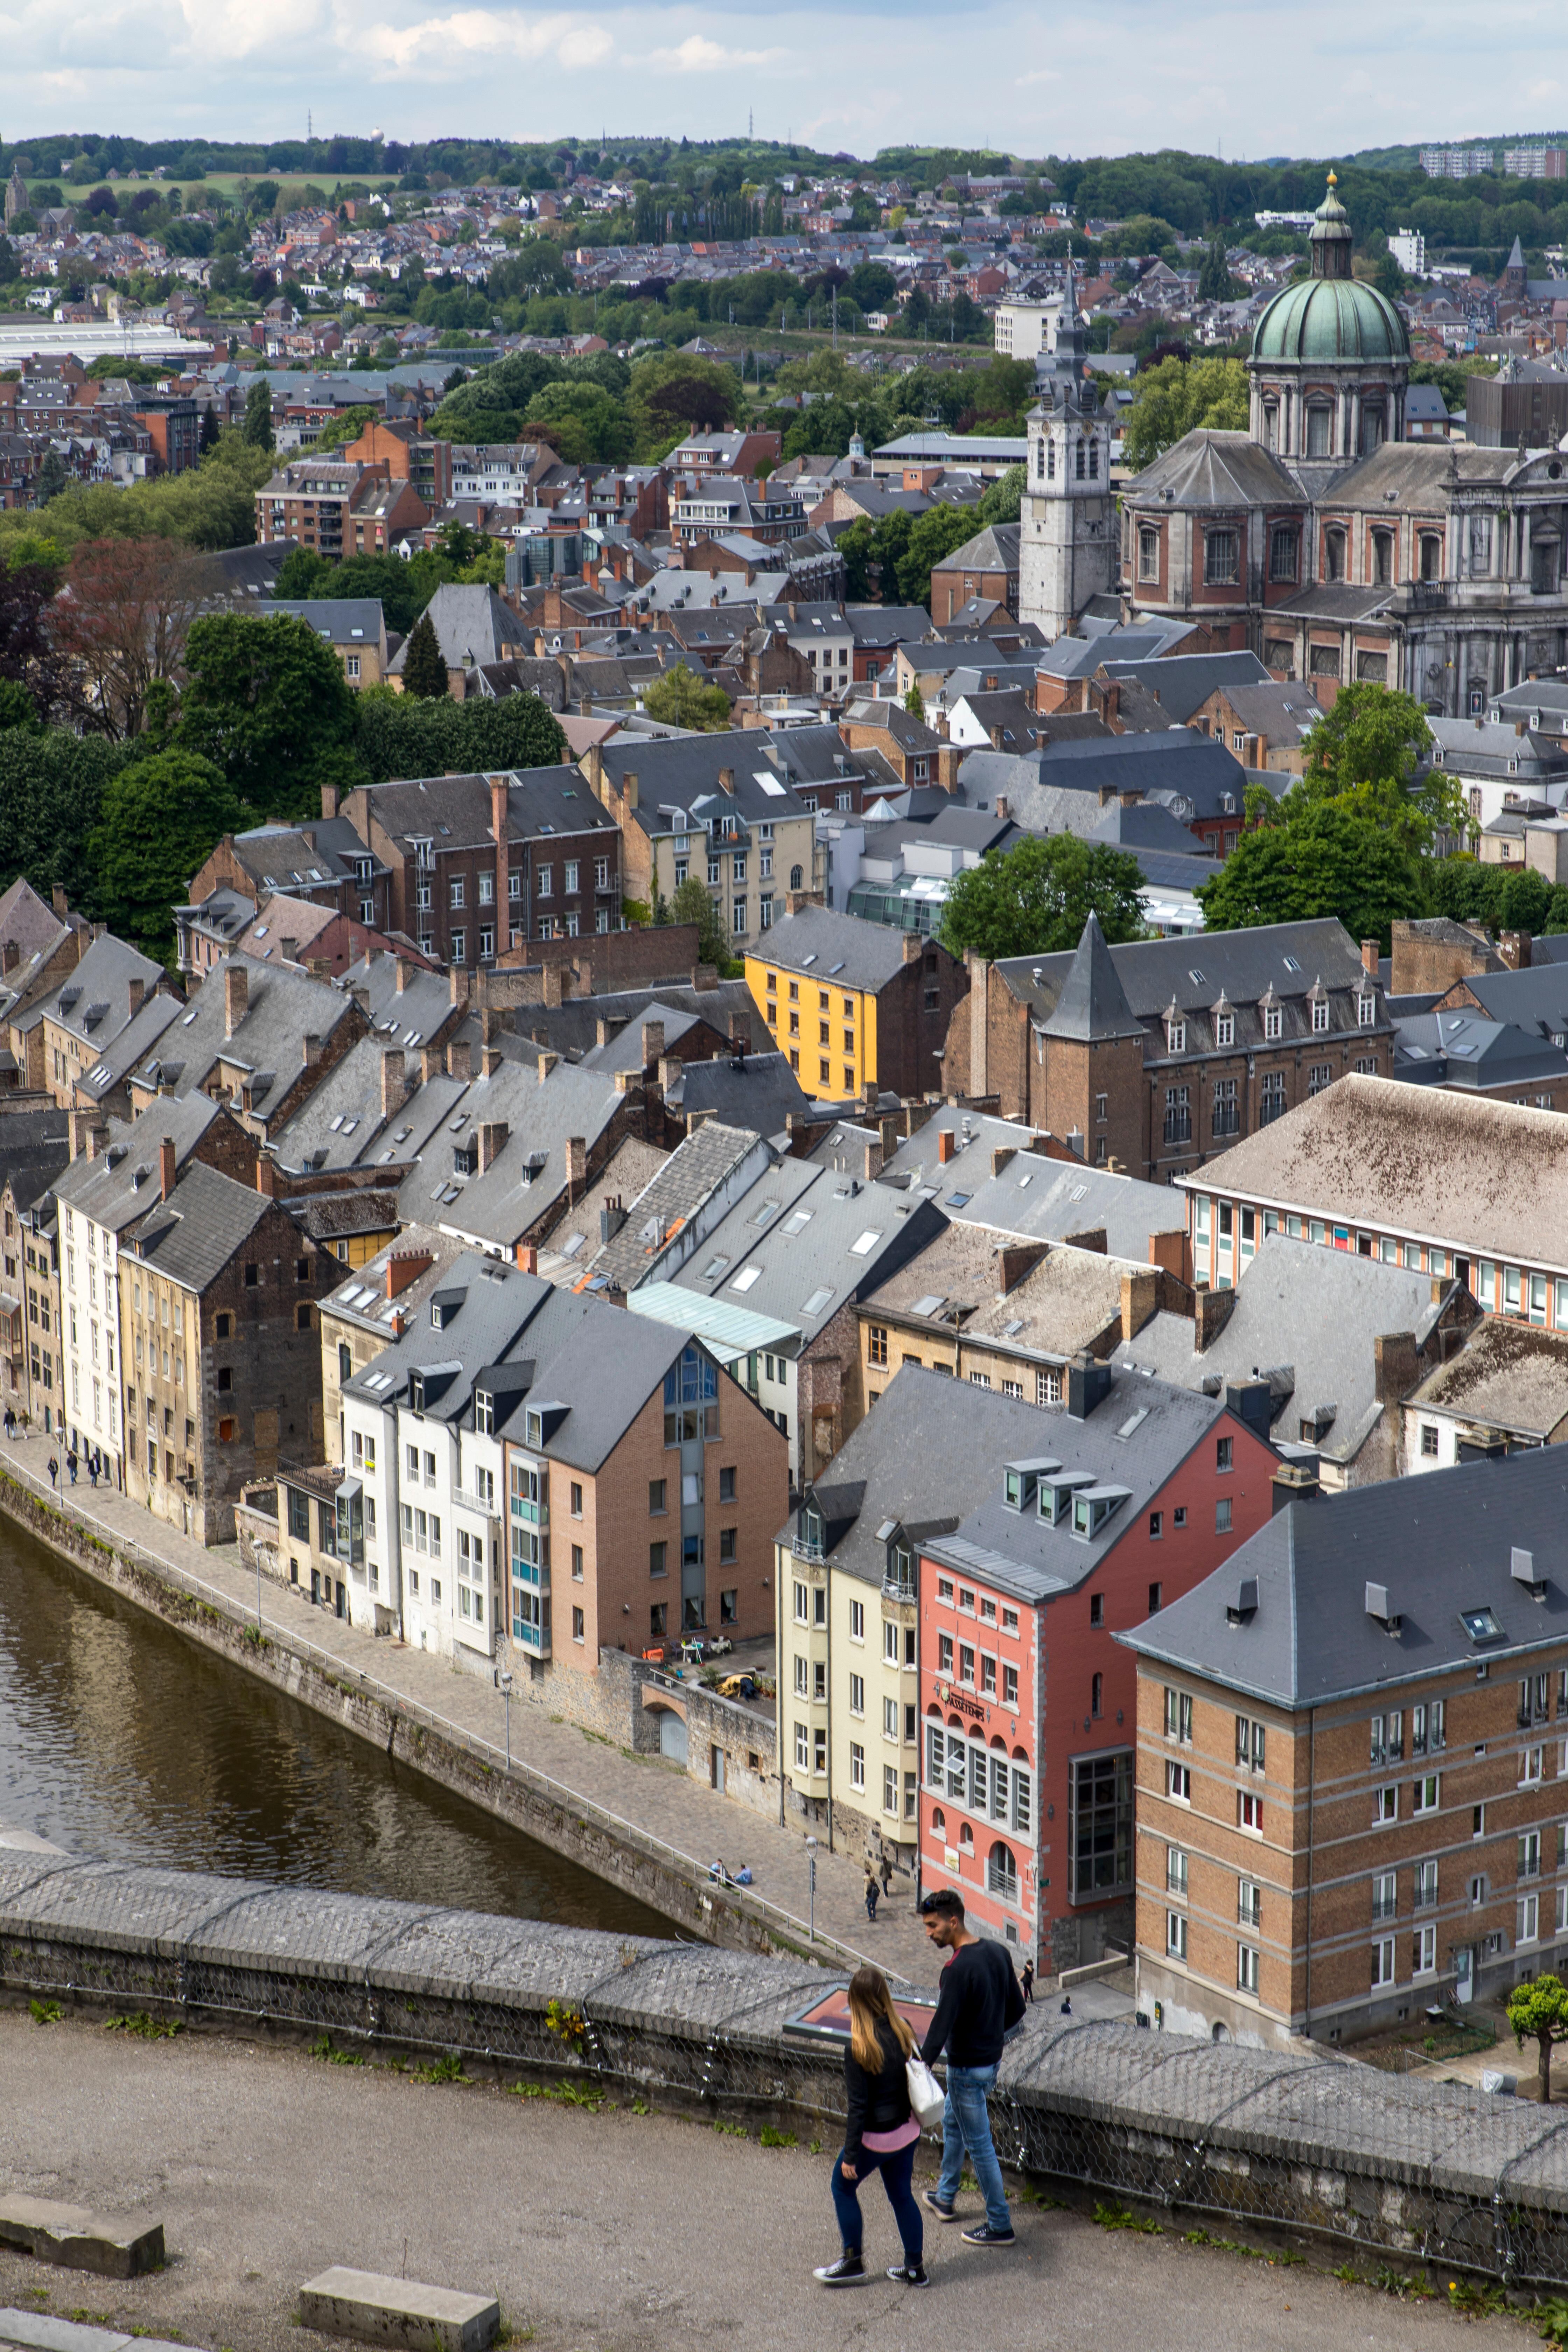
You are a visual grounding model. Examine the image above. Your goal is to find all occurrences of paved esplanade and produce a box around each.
[0,2011,1485,2352]
[0,1430,934,1977]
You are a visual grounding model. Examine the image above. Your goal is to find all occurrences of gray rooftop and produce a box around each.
[752,903,917,994]
[1406,1316,1568,1442]
[121,1157,274,1293]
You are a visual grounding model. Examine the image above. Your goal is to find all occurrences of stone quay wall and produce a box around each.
[3,1852,1568,2293]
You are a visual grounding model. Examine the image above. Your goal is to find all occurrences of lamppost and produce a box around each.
[500,1669,513,1770]
[806,1833,818,1944]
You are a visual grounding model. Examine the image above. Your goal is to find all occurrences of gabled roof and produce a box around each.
[995,916,1371,1026]
[750,903,918,994]
[931,521,1021,575]
[1098,650,1271,724]
[1118,1445,1568,1709]
[121,1158,273,1294]
[1124,429,1304,510]
[1040,913,1143,1042]
[54,1092,234,1235]
[387,583,524,675]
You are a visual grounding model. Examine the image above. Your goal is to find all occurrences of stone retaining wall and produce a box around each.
[3,1853,1567,2291]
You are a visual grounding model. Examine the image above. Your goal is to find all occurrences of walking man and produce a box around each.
[47,1456,57,1490]
[918,1889,1024,2246]
[864,1866,880,1924]
[879,1852,893,1899]
[1021,1959,1035,2006]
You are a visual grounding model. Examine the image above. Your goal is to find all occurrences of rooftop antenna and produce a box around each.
[308,108,313,141]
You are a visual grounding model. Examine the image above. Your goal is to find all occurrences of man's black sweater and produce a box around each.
[920,1936,1026,2069]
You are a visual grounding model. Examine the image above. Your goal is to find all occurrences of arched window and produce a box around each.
[1091,1672,1103,1719]
[1046,438,1056,481]
[1075,439,1086,480]
[1263,402,1279,451]
[1324,526,1346,583]
[931,1806,946,1834]
[789,864,803,891]
[959,1820,974,1849]
[1420,533,1442,582]
[1306,404,1331,459]
[1088,438,1099,480]
[988,1839,1018,1897]
[1036,439,1046,480]
[1372,529,1393,586]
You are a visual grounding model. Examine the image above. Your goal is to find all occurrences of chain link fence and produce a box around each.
[7,1853,1568,2287]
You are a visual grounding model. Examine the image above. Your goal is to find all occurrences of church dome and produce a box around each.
[1250,171,1408,365]
[1251,274,1408,363]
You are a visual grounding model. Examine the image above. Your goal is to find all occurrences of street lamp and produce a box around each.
[806,1833,818,1944]
[500,1669,513,1770]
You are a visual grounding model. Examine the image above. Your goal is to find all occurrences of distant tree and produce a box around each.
[241,378,275,451]
[52,536,207,740]
[88,750,239,962]
[1122,355,1249,471]
[897,502,985,610]
[672,873,732,969]
[1508,1973,1568,2104]
[399,611,449,699]
[641,662,731,731]
[1300,681,1455,847]
[198,403,220,454]
[1196,796,1426,953]
[351,684,564,783]
[976,463,1025,527]
[1197,233,1234,301]
[939,837,1147,961]
[178,612,357,820]
[37,450,68,504]
[0,679,38,733]
[902,680,926,719]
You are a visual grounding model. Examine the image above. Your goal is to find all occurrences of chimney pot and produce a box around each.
[1360,938,1379,977]
[127,975,145,1016]
[380,1047,405,1119]
[158,1134,176,1201]
[224,961,248,1039]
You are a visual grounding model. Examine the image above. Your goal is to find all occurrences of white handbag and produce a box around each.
[905,2052,946,2129]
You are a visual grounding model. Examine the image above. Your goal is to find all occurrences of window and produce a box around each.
[1268,524,1298,583]
[1167,1845,1189,1895]
[1414,1859,1438,1909]
[1216,1497,1232,1534]
[1308,1063,1333,1097]
[1238,1878,1261,1928]
[1372,1869,1397,1922]
[1238,1789,1262,1832]
[1412,1699,1445,1755]
[1071,1751,1133,1897]
[1163,1086,1191,1146]
[1420,1425,1439,1460]
[1237,1944,1260,1995]
[1036,1368,1062,1406]
[1260,1071,1286,1124]
[1167,1910,1188,1960]
[1520,1891,1540,1946]
[650,1541,667,1577]
[1167,1759,1192,1803]
[1413,1924,1436,1977]
[1212,1077,1238,1138]
[868,1324,888,1368]
[571,1606,584,1643]
[1205,529,1239,586]
[1521,1830,1542,1880]
[1165,1687,1193,1744]
[1412,1772,1440,1815]
[1371,1934,1395,1988]
[1139,524,1161,582]
[1235,1715,1265,1772]
[1373,1785,1397,1825]
[1371,1710,1404,1764]
[849,1742,865,1792]
[1003,1664,1018,1706]
[849,1673,864,1717]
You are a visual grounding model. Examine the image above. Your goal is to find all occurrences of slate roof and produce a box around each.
[1124,429,1305,510]
[35,933,167,1059]
[667,1048,814,1138]
[361,765,616,855]
[955,731,1250,825]
[1039,912,1144,1043]
[885,1123,1187,1261]
[387,584,525,675]
[994,915,1372,1031]
[931,521,1021,576]
[320,1222,466,1340]
[1180,1071,1568,1274]
[1393,1008,1568,1091]
[1117,1444,1568,1708]
[53,1092,231,1236]
[1114,1232,1455,1465]
[222,816,380,896]
[750,903,915,994]
[269,598,385,647]
[120,1158,273,1294]
[133,954,356,1130]
[1099,650,1272,723]
[410,1058,626,1249]
[862,1218,1128,1364]
[596,734,816,839]
[72,991,184,1105]
[1447,965,1568,1038]
[1406,1317,1568,1441]
[589,1120,769,1293]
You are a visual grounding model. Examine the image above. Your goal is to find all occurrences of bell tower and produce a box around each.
[1018,262,1115,641]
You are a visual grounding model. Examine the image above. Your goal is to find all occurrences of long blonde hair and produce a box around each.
[847,1965,915,2072]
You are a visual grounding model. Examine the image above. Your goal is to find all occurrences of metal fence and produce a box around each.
[6,1853,1568,2290]
[0,1463,869,1972]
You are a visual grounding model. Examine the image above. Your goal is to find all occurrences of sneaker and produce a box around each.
[961,2222,1016,2247]
[923,2190,960,2221]
[813,2254,867,2286]
[887,2262,930,2287]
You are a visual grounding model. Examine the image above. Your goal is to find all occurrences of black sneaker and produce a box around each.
[813,2253,867,2286]
[924,2190,959,2221]
[887,2262,930,2287]
[961,2222,1015,2247]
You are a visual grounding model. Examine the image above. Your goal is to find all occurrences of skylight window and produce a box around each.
[849,1230,883,1256]
[945,1192,971,1209]
[782,1209,813,1235]
[702,1255,730,1279]
[802,1286,835,1315]
[1460,1605,1503,1644]
[731,1266,763,1292]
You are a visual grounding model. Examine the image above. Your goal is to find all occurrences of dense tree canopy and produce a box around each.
[1122,356,1250,470]
[939,835,1148,961]
[641,663,733,731]
[178,612,358,820]
[88,750,240,962]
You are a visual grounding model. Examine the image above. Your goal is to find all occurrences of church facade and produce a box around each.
[1116,177,1568,716]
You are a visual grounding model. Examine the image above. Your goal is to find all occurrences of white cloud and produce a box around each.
[357,4,612,72]
[645,31,787,68]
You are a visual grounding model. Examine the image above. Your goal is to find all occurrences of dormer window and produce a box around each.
[1070,1485,1131,1541]
[1214,1008,1234,1049]
[1262,999,1282,1042]
[1167,1017,1186,1054]
[475,1389,494,1436]
[1312,995,1329,1034]
[1003,1456,1057,1514]
[799,1505,824,1559]
[1357,992,1376,1028]
[409,1373,425,1413]
[525,1407,542,1448]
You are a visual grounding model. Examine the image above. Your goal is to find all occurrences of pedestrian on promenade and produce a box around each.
[47,1456,57,1490]
[879,1852,893,1897]
[734,1862,752,1885]
[2,1407,13,1440]
[864,1869,880,1923]
[918,1888,1024,2246]
[88,1454,99,1489]
[66,1448,78,1485]
[813,1965,926,2290]
[1021,1959,1034,2006]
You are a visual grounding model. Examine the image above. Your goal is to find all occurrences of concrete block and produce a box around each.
[299,2270,499,2352]
[0,2196,165,2279]
[0,2314,132,2352]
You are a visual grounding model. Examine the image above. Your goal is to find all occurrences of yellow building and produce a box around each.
[746,903,965,1102]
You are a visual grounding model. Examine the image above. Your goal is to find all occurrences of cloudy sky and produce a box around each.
[4,0,1566,158]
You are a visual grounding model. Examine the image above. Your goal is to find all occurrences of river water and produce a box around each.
[0,1518,673,1937]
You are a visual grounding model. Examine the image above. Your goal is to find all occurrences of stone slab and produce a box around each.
[0,2197,164,2279]
[299,2271,498,2352]
[0,2315,132,2352]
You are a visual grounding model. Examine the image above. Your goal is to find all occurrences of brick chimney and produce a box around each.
[0,940,17,974]
[517,1241,538,1274]
[1499,930,1532,971]
[478,1119,509,1172]
[862,1137,883,1181]
[543,962,566,1007]
[385,1248,433,1300]
[127,976,145,1017]
[996,1240,1046,1294]
[447,1038,472,1082]
[482,1045,503,1077]
[1374,1329,1421,1402]
[718,766,735,794]
[159,1134,176,1202]
[566,1134,586,1202]
[321,782,340,820]
[536,1049,559,1081]
[1193,1282,1237,1352]
[1119,1265,1159,1342]
[224,963,248,1039]
[903,933,922,962]
[302,1032,323,1068]
[449,966,470,1007]
[490,775,509,939]
[1360,938,1379,977]
[380,1048,405,1119]
[729,1010,751,1052]
[52,886,68,917]
[937,1127,955,1164]
[642,1018,665,1068]
[996,795,1009,821]
[395,958,412,994]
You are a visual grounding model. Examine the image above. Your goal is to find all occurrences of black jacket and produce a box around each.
[920,1937,1026,2070]
[842,2016,913,2166]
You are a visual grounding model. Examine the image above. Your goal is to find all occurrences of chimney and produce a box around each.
[52,886,68,917]
[1148,1227,1192,1289]
[126,976,145,1016]
[385,1247,433,1300]
[1065,1349,1114,1421]
[1120,1266,1159,1342]
[862,1138,883,1182]
[543,962,566,1007]
[718,766,735,795]
[0,939,16,974]
[482,1045,503,1078]
[380,1048,405,1119]
[1499,930,1532,971]
[302,1033,323,1068]
[224,963,248,1038]
[255,1156,278,1198]
[642,1018,665,1068]
[1360,938,1379,978]
[996,795,1009,821]
[1271,1459,1320,1512]
[622,769,638,809]
[937,1127,955,1164]
[516,1242,538,1274]
[566,1134,587,1201]
[478,1119,509,1172]
[997,1239,1045,1294]
[1193,1281,1237,1352]
[992,1145,1015,1178]
[1374,1329,1421,1403]
[449,966,470,1007]
[281,938,299,965]
[480,1003,499,1047]
[320,782,340,820]
[658,1054,682,1095]
[447,1038,472,1082]
[729,1010,751,1053]
[601,1196,627,1245]
[491,775,509,938]
[395,958,412,994]
[420,1045,441,1083]
[903,933,922,962]
[534,1049,558,1082]
[1223,1378,1273,1443]
[158,1134,176,1201]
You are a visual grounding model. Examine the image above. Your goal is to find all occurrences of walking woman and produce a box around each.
[813,1967,927,2290]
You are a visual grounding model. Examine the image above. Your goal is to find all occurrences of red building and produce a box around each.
[917,1358,1278,1973]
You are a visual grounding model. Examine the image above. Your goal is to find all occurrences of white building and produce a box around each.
[994,300,1056,363]
[1390,228,1426,277]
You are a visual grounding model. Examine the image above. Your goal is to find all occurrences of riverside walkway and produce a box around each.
[0,1429,937,1980]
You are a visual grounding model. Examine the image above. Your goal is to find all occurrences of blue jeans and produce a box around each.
[936,2062,1010,2231]
[830,2138,922,2263]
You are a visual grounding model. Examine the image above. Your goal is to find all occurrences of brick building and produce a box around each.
[254,455,430,557]
[1124,1444,1568,2047]
[930,522,1020,626]
[943,915,1393,1183]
